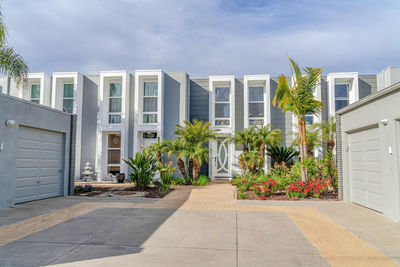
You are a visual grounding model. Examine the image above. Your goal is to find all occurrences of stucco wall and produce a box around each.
[0,93,72,209]
[338,86,400,221]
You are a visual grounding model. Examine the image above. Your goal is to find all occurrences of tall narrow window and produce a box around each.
[107,133,121,175]
[335,84,349,111]
[143,81,158,123]
[214,87,230,126]
[109,82,122,124]
[305,111,314,125]
[31,84,40,103]
[63,84,74,113]
[248,86,264,125]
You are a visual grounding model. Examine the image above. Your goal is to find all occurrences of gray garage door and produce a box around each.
[349,127,383,212]
[15,126,64,204]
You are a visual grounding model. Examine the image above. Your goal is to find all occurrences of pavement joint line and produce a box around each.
[0,183,398,267]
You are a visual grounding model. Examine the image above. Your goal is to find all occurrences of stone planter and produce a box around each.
[116,173,125,183]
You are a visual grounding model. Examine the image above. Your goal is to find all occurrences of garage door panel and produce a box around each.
[16,158,40,168]
[15,126,64,204]
[349,127,383,212]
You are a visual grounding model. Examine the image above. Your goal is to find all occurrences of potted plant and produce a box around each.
[116,173,125,183]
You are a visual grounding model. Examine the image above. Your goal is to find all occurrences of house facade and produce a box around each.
[1,68,379,181]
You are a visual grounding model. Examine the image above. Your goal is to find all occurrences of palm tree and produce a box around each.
[267,145,299,166]
[230,127,255,154]
[320,116,336,153]
[174,119,217,183]
[0,8,29,87]
[272,57,323,181]
[291,125,320,157]
[165,139,190,184]
[146,140,169,163]
[254,125,282,164]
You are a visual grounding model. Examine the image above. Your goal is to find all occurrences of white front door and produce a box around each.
[212,136,231,179]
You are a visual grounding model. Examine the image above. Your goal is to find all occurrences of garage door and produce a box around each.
[349,127,383,212]
[15,126,64,204]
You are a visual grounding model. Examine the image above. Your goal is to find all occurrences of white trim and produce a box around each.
[133,70,164,155]
[208,75,235,179]
[96,71,130,181]
[19,73,51,106]
[51,72,84,180]
[243,74,271,129]
[327,72,359,117]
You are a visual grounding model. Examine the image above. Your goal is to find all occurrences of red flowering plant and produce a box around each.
[286,179,327,199]
[252,180,277,200]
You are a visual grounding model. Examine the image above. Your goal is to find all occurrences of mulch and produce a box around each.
[74,186,172,198]
[240,190,338,201]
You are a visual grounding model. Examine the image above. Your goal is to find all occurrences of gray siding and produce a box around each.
[235,78,244,133]
[359,75,377,99]
[80,75,98,178]
[0,93,72,209]
[128,74,135,158]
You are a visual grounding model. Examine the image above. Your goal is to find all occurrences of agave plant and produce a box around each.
[267,146,299,166]
[123,151,158,189]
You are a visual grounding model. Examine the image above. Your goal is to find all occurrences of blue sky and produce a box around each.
[3,0,400,77]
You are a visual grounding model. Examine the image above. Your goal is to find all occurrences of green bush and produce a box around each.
[123,151,158,189]
[238,190,248,199]
[158,161,177,185]
[171,177,186,185]
[193,175,211,186]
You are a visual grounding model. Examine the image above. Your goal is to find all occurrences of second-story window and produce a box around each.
[31,84,40,104]
[109,82,122,124]
[335,84,349,111]
[215,87,230,126]
[248,86,264,125]
[143,81,158,123]
[305,111,314,125]
[63,84,74,113]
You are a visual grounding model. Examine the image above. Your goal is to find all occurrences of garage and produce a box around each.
[14,126,65,204]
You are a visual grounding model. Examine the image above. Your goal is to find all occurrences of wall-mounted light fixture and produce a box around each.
[5,120,15,127]
[380,119,389,126]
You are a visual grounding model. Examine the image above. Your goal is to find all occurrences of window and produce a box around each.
[109,82,122,124]
[107,133,121,175]
[305,111,314,125]
[143,81,158,123]
[214,87,230,126]
[63,84,74,113]
[31,84,40,103]
[335,84,349,111]
[248,86,264,125]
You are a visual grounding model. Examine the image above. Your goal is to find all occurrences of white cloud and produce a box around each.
[3,0,400,77]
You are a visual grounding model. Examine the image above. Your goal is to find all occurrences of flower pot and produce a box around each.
[116,173,125,183]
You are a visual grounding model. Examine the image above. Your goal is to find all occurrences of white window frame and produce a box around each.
[141,80,159,124]
[108,81,123,124]
[243,75,270,128]
[62,83,74,113]
[30,83,40,103]
[327,72,359,117]
[134,70,164,155]
[19,73,51,106]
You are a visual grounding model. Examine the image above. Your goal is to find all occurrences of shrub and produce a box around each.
[267,145,299,166]
[158,161,177,185]
[74,184,94,194]
[238,190,247,199]
[252,180,278,200]
[286,179,327,199]
[193,175,211,186]
[264,163,299,190]
[171,177,186,185]
[123,151,158,189]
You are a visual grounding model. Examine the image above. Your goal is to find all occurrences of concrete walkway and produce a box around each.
[0,182,399,266]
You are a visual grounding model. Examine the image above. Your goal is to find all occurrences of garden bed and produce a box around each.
[237,189,338,201]
[74,185,172,198]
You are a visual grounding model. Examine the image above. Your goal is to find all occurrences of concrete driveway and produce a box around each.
[0,182,399,267]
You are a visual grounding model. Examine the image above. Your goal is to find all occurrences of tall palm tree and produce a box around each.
[272,57,323,181]
[291,124,320,157]
[0,8,29,87]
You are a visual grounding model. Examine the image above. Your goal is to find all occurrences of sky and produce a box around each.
[2,0,400,77]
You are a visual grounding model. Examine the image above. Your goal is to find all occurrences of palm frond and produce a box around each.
[0,46,29,88]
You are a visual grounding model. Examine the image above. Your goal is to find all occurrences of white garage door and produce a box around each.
[349,127,383,212]
[15,126,64,204]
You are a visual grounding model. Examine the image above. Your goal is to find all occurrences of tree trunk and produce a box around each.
[298,119,308,182]
[189,159,194,184]
[156,153,162,164]
[192,159,201,181]
[259,143,266,171]
[177,158,189,184]
[306,145,313,157]
[327,139,335,153]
